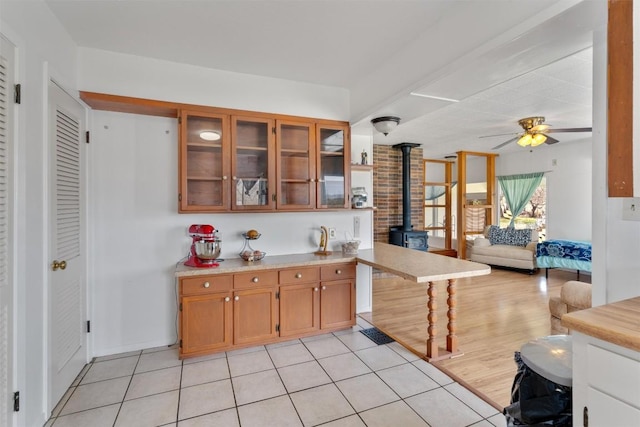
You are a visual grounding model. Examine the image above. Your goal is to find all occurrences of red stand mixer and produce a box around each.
[184,224,222,268]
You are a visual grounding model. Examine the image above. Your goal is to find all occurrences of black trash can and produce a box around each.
[504,335,573,426]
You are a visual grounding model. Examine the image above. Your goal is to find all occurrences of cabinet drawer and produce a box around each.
[234,270,279,289]
[279,267,319,284]
[321,263,356,281]
[181,275,233,296]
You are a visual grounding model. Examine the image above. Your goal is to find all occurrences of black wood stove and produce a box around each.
[388,143,428,251]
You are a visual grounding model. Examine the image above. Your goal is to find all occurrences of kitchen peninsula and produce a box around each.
[175,242,490,361]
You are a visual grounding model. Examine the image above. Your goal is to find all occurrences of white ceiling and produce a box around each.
[45,0,600,158]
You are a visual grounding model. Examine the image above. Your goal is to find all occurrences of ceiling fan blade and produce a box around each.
[492,136,519,150]
[544,135,560,145]
[479,132,519,139]
[546,127,592,133]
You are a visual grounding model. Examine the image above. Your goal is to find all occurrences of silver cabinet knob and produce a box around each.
[295,273,302,279]
[222,175,228,180]
[252,277,259,283]
[314,287,319,292]
[335,269,342,275]
[322,286,327,290]
[225,296,230,302]
[234,296,240,301]
[203,282,210,288]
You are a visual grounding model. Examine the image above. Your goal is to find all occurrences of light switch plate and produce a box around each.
[353,216,360,238]
[329,227,336,239]
[622,198,640,221]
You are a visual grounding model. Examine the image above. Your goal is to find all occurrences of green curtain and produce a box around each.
[497,172,544,227]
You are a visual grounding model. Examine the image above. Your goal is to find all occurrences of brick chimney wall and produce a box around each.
[373,145,424,243]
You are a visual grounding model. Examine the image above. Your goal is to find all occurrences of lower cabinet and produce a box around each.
[178,261,356,358]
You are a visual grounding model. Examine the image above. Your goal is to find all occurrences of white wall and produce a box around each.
[496,139,592,241]
[1,1,79,425]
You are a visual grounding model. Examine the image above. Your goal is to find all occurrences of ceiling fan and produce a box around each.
[481,116,592,150]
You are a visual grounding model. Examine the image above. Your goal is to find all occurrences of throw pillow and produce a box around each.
[488,226,532,247]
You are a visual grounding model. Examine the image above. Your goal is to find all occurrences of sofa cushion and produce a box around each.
[487,225,532,247]
[472,244,535,261]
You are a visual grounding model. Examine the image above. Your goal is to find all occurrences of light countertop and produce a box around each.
[176,242,490,282]
[562,296,640,352]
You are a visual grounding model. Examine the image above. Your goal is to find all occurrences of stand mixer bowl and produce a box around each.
[194,240,221,261]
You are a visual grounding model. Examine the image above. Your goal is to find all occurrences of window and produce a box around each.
[499,177,546,240]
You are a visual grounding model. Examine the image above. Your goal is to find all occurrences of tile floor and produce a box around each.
[45,318,507,427]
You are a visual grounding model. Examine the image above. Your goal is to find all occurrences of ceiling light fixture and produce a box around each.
[199,130,221,141]
[371,116,401,136]
[517,133,547,147]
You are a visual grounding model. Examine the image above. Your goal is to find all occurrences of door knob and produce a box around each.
[52,260,67,271]
[295,273,302,278]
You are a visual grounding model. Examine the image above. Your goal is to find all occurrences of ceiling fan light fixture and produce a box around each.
[531,133,547,147]
[517,134,532,147]
[371,116,401,136]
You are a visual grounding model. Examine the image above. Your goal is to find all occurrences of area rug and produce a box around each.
[360,327,395,345]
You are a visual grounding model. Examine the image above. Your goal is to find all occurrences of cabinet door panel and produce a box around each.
[277,121,315,209]
[320,279,355,330]
[233,287,278,345]
[231,116,275,210]
[587,387,640,426]
[179,110,230,212]
[181,293,232,355]
[279,284,320,337]
[317,125,350,209]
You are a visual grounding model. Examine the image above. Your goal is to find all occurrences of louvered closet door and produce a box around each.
[48,81,86,409]
[0,35,15,427]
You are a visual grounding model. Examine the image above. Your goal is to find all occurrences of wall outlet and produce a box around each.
[353,216,360,238]
[329,227,336,239]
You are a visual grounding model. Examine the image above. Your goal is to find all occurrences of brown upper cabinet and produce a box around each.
[79,91,351,212]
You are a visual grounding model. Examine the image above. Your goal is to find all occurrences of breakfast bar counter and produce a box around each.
[175,242,491,361]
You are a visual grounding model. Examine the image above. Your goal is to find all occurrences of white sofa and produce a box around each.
[470,225,538,273]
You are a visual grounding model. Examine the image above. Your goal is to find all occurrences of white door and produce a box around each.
[0,35,16,427]
[48,81,87,408]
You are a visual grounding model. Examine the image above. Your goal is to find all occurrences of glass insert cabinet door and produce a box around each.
[317,124,349,209]
[231,116,275,210]
[276,120,315,209]
[179,110,230,212]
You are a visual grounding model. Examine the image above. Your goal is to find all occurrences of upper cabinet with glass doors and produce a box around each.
[177,107,350,213]
[179,110,230,212]
[317,124,350,209]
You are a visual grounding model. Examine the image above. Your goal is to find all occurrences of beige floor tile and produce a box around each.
[94,349,142,363]
[290,384,355,427]
[336,331,378,351]
[278,360,332,393]
[445,382,499,418]
[135,348,181,374]
[406,387,483,427]
[300,332,334,343]
[320,414,367,426]
[267,342,314,368]
[71,363,92,387]
[181,357,229,388]
[265,338,301,350]
[177,408,239,426]
[237,395,302,427]
[182,351,226,365]
[142,344,178,353]
[318,352,371,381]
[51,386,75,417]
[386,341,422,362]
[304,336,351,359]
[227,349,273,377]
[354,345,406,371]
[125,366,182,400]
[81,355,139,384]
[412,359,454,385]
[115,390,179,427]
[470,421,495,427]
[487,412,508,427]
[43,419,55,427]
[332,325,363,336]
[60,376,130,415]
[376,363,439,398]
[232,369,287,406]
[335,373,399,412]
[52,404,120,427]
[359,400,429,427]
[356,317,373,329]
[226,345,265,356]
[178,380,235,420]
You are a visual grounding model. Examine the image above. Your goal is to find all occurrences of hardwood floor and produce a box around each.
[359,267,590,410]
